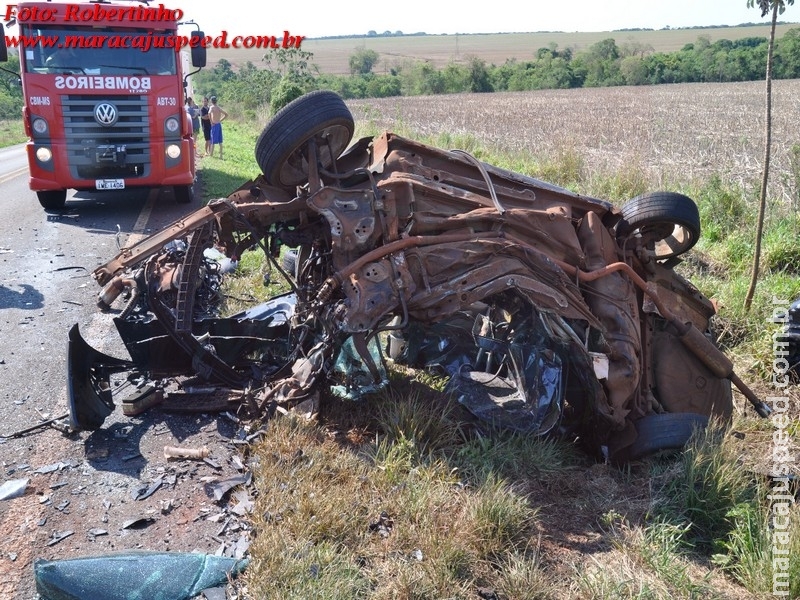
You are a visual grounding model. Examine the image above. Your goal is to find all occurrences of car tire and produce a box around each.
[255,90,354,193]
[626,412,709,460]
[281,249,298,275]
[37,190,67,210]
[617,191,700,259]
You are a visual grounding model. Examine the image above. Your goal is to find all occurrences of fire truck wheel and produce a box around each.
[37,190,67,210]
[174,184,193,204]
[255,90,354,193]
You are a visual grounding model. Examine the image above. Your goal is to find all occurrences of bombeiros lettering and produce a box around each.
[54,75,152,92]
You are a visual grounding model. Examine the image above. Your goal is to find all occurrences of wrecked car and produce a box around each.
[67,90,771,462]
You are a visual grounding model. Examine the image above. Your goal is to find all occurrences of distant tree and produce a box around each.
[270,77,305,113]
[574,38,623,86]
[212,58,235,82]
[744,0,795,311]
[0,54,22,119]
[774,27,800,77]
[620,56,649,85]
[467,56,493,92]
[349,48,379,75]
[263,47,317,82]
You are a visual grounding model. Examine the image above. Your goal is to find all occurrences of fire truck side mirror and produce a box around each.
[0,24,8,63]
[190,31,206,68]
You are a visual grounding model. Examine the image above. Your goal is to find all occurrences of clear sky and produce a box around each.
[180,0,789,39]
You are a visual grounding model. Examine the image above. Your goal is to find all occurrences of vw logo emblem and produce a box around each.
[94,103,118,127]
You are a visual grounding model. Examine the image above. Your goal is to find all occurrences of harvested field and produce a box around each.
[207,25,799,75]
[348,80,800,203]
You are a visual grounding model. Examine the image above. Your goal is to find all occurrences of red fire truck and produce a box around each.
[0,1,206,209]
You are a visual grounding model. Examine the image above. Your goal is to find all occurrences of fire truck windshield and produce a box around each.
[21,26,178,76]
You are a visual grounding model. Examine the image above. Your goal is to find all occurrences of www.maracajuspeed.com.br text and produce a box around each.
[4,30,305,52]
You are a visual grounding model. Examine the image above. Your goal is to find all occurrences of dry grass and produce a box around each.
[243,406,547,600]
[347,80,800,204]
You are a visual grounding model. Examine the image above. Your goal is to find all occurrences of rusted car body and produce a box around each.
[68,91,768,461]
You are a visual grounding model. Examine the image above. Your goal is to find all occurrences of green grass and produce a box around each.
[0,119,26,148]
[197,120,263,200]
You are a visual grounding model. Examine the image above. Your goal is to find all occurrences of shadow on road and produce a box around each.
[0,283,45,309]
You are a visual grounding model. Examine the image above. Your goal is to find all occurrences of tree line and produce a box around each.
[190,28,800,116]
[0,56,21,119]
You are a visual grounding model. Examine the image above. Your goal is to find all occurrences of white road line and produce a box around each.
[128,187,159,244]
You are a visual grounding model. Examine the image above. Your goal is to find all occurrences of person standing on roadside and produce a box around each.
[208,96,229,159]
[200,96,212,156]
[186,97,200,137]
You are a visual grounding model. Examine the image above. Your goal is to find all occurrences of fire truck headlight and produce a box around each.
[165,117,180,134]
[32,118,49,136]
[36,147,52,162]
[166,144,181,159]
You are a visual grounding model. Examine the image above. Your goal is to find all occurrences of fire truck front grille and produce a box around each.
[61,95,151,179]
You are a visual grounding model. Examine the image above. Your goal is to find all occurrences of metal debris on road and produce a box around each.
[210,474,250,503]
[0,478,28,501]
[87,528,108,539]
[121,516,155,530]
[131,477,163,501]
[1,413,70,439]
[46,530,74,546]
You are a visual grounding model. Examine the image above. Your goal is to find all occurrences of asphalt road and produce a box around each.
[0,148,251,599]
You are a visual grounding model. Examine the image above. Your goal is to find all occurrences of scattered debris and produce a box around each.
[369,511,394,538]
[121,516,155,530]
[131,477,163,501]
[32,461,71,474]
[0,413,70,439]
[87,528,108,539]
[229,534,250,560]
[229,490,253,516]
[46,530,74,546]
[164,445,210,460]
[210,474,250,503]
[0,478,28,501]
[202,587,227,600]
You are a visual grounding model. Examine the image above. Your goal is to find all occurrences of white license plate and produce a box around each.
[96,179,125,190]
